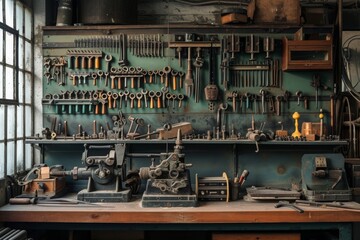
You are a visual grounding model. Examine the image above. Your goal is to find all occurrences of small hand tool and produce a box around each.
[184,47,194,97]
[275,201,304,213]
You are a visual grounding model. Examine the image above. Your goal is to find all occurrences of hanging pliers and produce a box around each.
[274,201,304,213]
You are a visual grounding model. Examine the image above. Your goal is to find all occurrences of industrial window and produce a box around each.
[0,0,33,179]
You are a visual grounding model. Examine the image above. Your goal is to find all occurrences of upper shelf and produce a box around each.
[26,138,348,146]
[42,24,335,35]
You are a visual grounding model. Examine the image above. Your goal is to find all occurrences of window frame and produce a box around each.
[0,21,19,105]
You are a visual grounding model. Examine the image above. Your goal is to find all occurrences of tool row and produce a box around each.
[225,89,309,115]
[128,34,165,58]
[67,67,185,90]
[43,89,186,114]
[74,33,128,66]
[230,60,282,88]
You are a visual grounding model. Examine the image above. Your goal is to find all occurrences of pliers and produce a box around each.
[274,201,304,213]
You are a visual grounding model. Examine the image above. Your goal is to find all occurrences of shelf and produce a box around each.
[42,24,334,35]
[26,138,348,146]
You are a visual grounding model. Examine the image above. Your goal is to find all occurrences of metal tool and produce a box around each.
[138,129,197,207]
[184,47,194,97]
[193,47,203,103]
[245,34,260,61]
[204,42,219,110]
[275,201,304,213]
[263,37,274,59]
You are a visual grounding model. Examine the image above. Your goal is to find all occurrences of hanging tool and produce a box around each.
[263,37,274,59]
[194,47,204,103]
[221,37,230,91]
[245,34,260,61]
[204,42,219,110]
[184,47,194,97]
[311,74,321,109]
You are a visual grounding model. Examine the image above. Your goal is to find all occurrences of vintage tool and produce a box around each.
[134,122,193,140]
[193,47,203,103]
[50,144,132,202]
[246,186,301,200]
[301,154,352,202]
[291,112,301,138]
[245,34,260,61]
[238,169,249,186]
[275,201,304,213]
[184,47,194,97]
[139,129,198,207]
[220,37,230,90]
[17,165,66,199]
[263,37,274,59]
[9,197,98,206]
[195,172,229,202]
[276,121,288,137]
[295,199,360,210]
[204,42,219,110]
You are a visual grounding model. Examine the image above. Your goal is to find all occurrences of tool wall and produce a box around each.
[41,26,335,139]
[35,25,343,193]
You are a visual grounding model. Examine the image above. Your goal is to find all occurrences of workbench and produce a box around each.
[0,198,358,239]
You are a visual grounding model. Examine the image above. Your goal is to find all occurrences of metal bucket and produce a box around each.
[77,0,137,25]
[56,0,73,26]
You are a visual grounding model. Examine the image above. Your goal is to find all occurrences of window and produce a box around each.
[0,0,33,179]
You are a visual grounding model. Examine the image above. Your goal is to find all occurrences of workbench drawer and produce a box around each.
[212,232,300,240]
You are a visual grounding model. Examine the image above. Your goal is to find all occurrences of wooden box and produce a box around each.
[282,34,333,71]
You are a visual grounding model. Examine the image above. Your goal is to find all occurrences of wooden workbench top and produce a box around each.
[1,198,360,224]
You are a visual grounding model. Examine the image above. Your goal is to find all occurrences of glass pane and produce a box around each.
[0,0,3,23]
[5,32,14,65]
[18,37,23,69]
[7,140,14,175]
[16,2,23,36]
[18,70,23,103]
[25,143,31,169]
[25,72,31,103]
[5,0,14,28]
[16,139,24,172]
[0,105,4,140]
[17,104,23,137]
[0,31,3,62]
[5,66,14,99]
[0,65,3,98]
[25,105,31,137]
[25,41,31,71]
[7,104,15,139]
[0,142,4,178]
[24,7,31,40]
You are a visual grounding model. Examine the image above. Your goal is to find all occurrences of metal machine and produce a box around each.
[301,153,352,202]
[138,129,198,207]
[51,144,132,202]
